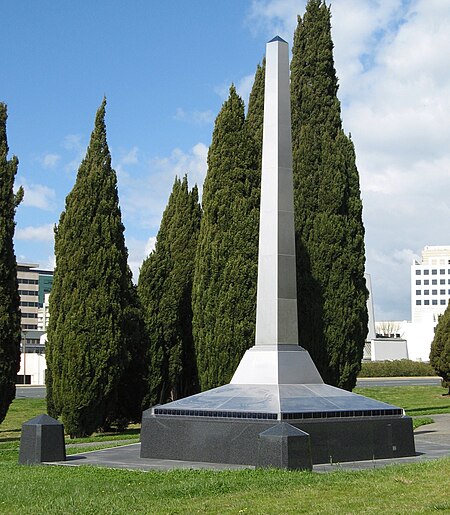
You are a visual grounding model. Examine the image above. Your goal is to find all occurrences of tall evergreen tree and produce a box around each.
[192,86,260,390]
[0,103,23,424]
[246,58,265,172]
[46,98,145,436]
[430,305,450,395]
[291,0,368,390]
[138,176,201,406]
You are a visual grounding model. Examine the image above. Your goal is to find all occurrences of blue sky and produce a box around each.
[2,1,450,322]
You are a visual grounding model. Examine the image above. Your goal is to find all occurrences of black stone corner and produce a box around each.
[18,413,66,465]
[257,422,312,471]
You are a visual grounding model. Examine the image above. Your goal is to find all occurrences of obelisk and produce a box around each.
[231,36,322,384]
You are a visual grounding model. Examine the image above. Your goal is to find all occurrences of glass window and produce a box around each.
[416,300,421,305]
[440,269,445,274]
[416,290,421,295]
[415,270,421,275]
[432,300,438,305]
[424,280,429,285]
[432,290,437,295]
[424,270,429,275]
[440,300,446,305]
[440,290,446,295]
[424,290,429,295]
[432,279,437,285]
[416,280,421,285]
[424,300,430,305]
[440,279,445,285]
[432,269,437,275]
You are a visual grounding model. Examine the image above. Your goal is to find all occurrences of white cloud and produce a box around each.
[125,235,157,282]
[18,178,56,210]
[246,0,450,320]
[119,142,208,234]
[41,153,61,168]
[15,224,54,242]
[174,108,215,125]
[145,236,156,256]
[63,134,84,151]
[120,146,139,165]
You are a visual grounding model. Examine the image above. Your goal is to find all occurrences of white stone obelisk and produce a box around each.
[231,36,323,385]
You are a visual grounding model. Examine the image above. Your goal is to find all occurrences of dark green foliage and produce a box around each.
[192,86,260,390]
[291,0,368,390]
[46,99,146,436]
[0,103,23,424]
[246,58,265,172]
[138,176,201,406]
[430,305,450,394]
[359,360,437,378]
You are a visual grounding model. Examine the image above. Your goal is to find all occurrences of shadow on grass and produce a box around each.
[0,436,21,443]
[408,406,450,415]
[0,429,21,435]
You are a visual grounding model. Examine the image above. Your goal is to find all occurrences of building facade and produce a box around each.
[411,245,450,323]
[17,263,53,385]
[17,263,53,330]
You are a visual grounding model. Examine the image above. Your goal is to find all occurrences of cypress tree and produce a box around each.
[46,98,145,436]
[430,305,450,395]
[0,103,23,424]
[291,0,368,390]
[192,86,260,390]
[138,176,201,406]
[246,58,265,172]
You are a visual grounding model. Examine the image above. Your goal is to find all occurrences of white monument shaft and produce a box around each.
[231,37,322,385]
[256,37,298,347]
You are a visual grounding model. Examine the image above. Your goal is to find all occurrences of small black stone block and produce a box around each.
[19,414,66,465]
[257,423,312,470]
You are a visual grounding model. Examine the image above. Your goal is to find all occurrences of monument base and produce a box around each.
[141,410,415,467]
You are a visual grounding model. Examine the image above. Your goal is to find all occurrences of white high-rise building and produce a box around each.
[400,245,450,361]
[411,245,450,323]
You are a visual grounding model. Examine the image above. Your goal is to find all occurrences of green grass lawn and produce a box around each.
[354,385,450,416]
[0,387,449,514]
[0,458,448,514]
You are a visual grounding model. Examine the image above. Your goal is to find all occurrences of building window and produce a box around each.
[416,280,421,285]
[432,279,437,285]
[424,290,429,295]
[432,290,437,295]
[424,300,430,305]
[415,270,421,275]
[432,269,437,275]
[424,270,429,275]
[424,280,429,285]
[441,300,446,305]
[441,290,446,295]
[17,278,38,285]
[416,290,421,295]
[440,269,445,274]
[441,279,445,285]
[18,290,38,296]
[432,300,438,305]
[416,300,422,305]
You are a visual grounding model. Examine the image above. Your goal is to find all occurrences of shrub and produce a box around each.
[359,360,437,378]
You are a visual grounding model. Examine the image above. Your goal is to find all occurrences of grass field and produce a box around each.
[0,386,449,514]
[354,385,450,416]
[0,457,449,514]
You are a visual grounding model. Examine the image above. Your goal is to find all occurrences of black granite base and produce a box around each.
[140,411,415,466]
[19,414,66,465]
